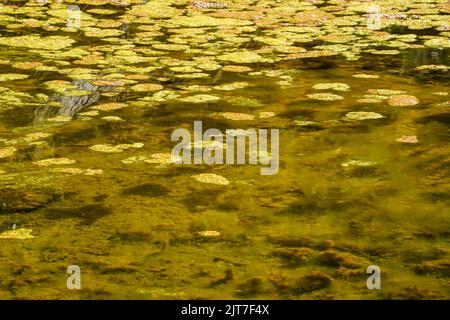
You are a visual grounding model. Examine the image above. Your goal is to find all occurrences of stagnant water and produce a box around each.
[0,1,449,299]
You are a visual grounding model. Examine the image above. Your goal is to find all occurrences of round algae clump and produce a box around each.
[191,173,230,185]
[344,111,385,121]
[0,228,34,240]
[218,51,264,64]
[387,95,419,107]
[0,147,17,159]
[131,83,164,92]
[312,83,350,91]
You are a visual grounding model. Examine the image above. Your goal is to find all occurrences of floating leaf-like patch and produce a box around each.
[180,94,220,103]
[222,65,253,73]
[153,44,189,51]
[387,95,419,107]
[47,115,72,122]
[416,65,448,71]
[89,143,143,153]
[51,168,84,175]
[12,62,43,69]
[218,51,264,64]
[33,158,76,167]
[197,230,221,237]
[312,83,350,91]
[91,79,125,87]
[0,147,16,159]
[122,153,182,165]
[175,73,209,79]
[172,16,252,27]
[371,50,401,55]
[0,74,29,81]
[225,96,262,107]
[92,103,128,111]
[356,98,383,104]
[259,112,276,118]
[144,153,181,165]
[344,112,385,121]
[87,9,117,15]
[217,112,255,120]
[307,93,344,101]
[191,173,230,185]
[214,82,249,91]
[0,229,34,240]
[424,37,450,48]
[367,89,406,96]
[44,80,76,93]
[130,83,164,92]
[352,74,380,79]
[102,116,124,122]
[0,35,75,50]
[129,3,180,18]
[341,160,377,167]
[170,66,201,73]
[294,120,318,126]
[79,110,100,117]
[396,135,419,144]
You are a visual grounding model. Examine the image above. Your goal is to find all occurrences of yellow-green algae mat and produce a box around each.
[0,0,449,299]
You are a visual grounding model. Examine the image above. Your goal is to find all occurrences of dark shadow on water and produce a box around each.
[0,189,53,214]
[417,112,450,127]
[122,183,170,197]
[45,204,112,225]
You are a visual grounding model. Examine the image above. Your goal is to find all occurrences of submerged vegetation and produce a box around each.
[0,0,449,299]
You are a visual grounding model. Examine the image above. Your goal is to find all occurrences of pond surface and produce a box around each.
[0,0,449,299]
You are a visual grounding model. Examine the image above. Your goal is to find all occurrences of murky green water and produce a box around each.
[0,0,449,299]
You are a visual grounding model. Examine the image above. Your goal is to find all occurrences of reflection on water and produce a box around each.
[401,48,450,74]
[33,80,116,124]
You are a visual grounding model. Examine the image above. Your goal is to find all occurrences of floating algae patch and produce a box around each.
[179,94,220,103]
[0,147,17,159]
[214,82,250,91]
[130,84,164,92]
[387,95,420,107]
[312,83,350,91]
[0,228,34,240]
[91,103,128,111]
[341,160,378,167]
[396,135,419,144]
[122,153,182,166]
[89,143,144,153]
[217,51,265,64]
[33,158,77,167]
[0,74,29,82]
[343,112,385,121]
[217,112,255,121]
[307,93,344,101]
[0,35,75,50]
[191,173,230,185]
[352,74,380,79]
[222,65,253,73]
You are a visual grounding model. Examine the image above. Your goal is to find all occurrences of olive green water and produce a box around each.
[0,0,449,299]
